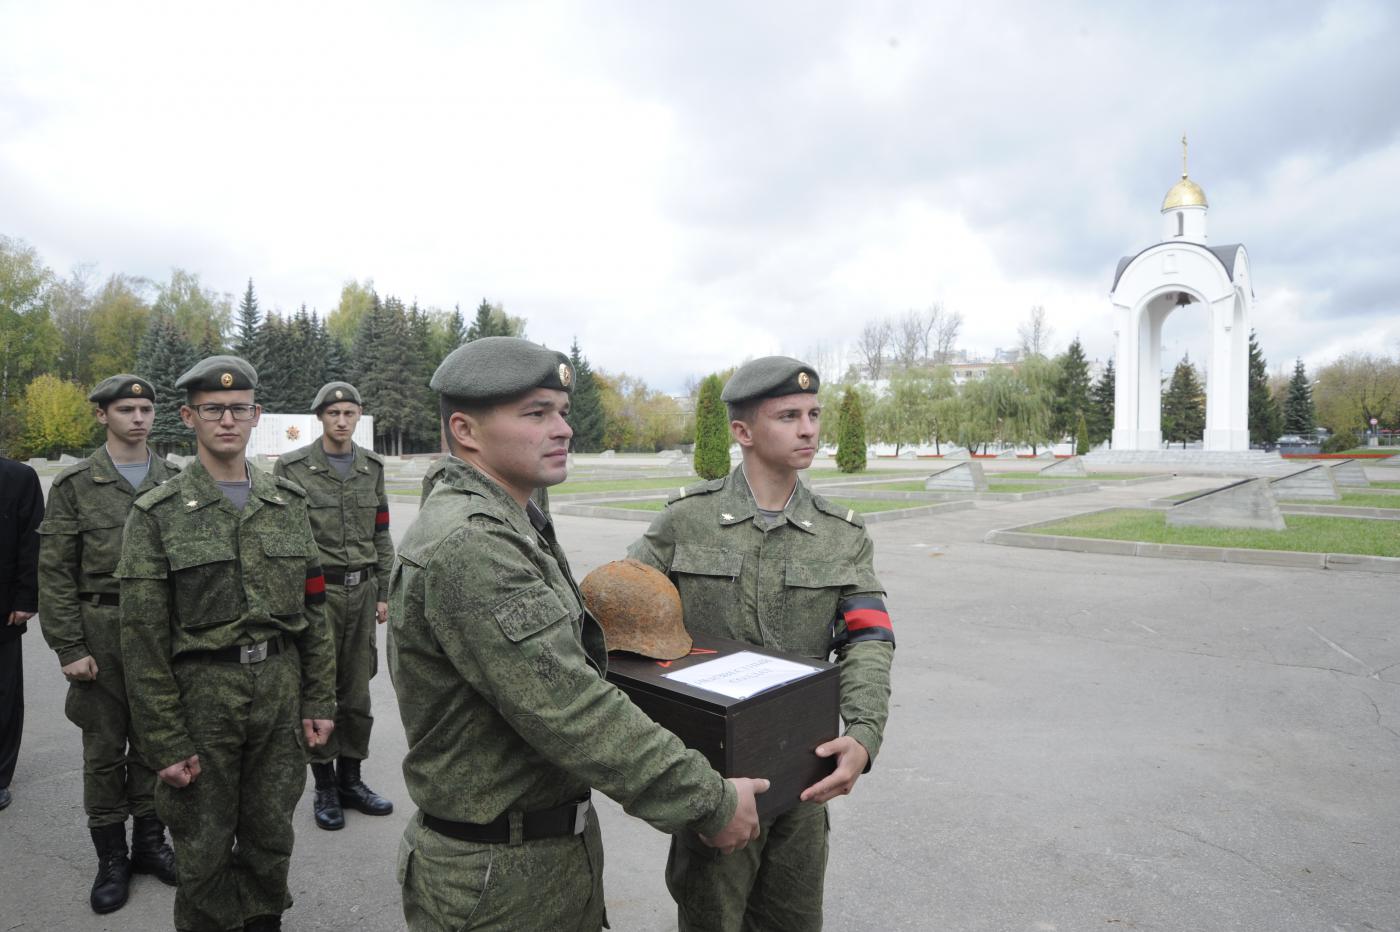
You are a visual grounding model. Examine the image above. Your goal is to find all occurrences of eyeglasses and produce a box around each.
[192,404,259,421]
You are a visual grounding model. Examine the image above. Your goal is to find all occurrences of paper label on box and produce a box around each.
[662,651,820,700]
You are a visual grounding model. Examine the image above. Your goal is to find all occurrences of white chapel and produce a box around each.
[1108,140,1252,452]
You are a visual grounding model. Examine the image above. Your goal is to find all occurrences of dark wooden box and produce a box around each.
[606,634,839,821]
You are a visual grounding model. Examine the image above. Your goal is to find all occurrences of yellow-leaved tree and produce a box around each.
[21,374,95,459]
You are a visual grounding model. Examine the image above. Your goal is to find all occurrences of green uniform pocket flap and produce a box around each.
[305,487,339,508]
[168,541,236,572]
[785,560,856,589]
[356,490,380,507]
[78,513,126,532]
[671,544,742,578]
[493,583,570,642]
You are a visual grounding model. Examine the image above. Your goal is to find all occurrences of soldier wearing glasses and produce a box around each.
[37,374,180,914]
[117,356,336,932]
[273,381,395,831]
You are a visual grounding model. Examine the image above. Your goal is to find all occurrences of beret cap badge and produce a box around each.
[131,383,143,394]
[220,372,234,388]
[559,363,573,387]
[335,389,344,399]
[797,371,811,390]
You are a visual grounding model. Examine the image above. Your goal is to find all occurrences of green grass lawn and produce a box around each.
[1015,472,1149,481]
[1328,448,1398,457]
[605,497,931,515]
[1369,481,1400,490]
[1027,508,1400,557]
[1281,492,1400,509]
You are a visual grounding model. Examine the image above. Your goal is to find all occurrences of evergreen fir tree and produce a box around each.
[465,299,502,341]
[1162,355,1206,449]
[445,304,468,350]
[1053,337,1092,446]
[319,315,347,382]
[1282,358,1317,436]
[1087,359,1115,446]
[354,295,414,454]
[835,387,867,473]
[692,374,730,479]
[1076,413,1090,455]
[135,315,198,455]
[566,338,606,452]
[405,303,439,451]
[1247,330,1282,446]
[234,278,261,362]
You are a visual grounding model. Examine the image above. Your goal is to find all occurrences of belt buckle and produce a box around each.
[573,799,590,835]
[344,570,362,587]
[241,641,269,664]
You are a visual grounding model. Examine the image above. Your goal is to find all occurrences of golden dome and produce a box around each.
[1162,175,1208,210]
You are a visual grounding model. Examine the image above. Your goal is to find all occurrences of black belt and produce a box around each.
[187,636,284,665]
[324,567,371,587]
[423,795,591,844]
[82,593,120,607]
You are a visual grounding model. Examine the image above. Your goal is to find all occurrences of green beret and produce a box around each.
[175,355,259,395]
[311,381,362,411]
[720,356,820,404]
[430,337,573,402]
[88,374,156,405]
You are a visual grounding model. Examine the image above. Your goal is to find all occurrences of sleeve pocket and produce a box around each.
[492,583,571,642]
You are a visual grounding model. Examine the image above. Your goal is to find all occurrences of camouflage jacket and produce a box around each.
[389,456,737,834]
[421,453,549,514]
[116,456,336,770]
[37,445,181,665]
[628,467,895,763]
[273,440,394,590]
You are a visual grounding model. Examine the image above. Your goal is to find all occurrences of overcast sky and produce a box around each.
[3,0,1397,392]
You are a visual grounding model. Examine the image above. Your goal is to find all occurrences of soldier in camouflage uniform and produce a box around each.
[273,381,394,831]
[38,374,181,914]
[628,357,895,932]
[117,356,337,932]
[389,336,768,932]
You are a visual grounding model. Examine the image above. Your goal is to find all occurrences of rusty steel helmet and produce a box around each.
[580,559,692,660]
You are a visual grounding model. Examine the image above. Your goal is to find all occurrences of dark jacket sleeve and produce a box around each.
[9,463,44,614]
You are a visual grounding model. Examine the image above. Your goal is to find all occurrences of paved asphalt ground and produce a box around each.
[3,468,1397,931]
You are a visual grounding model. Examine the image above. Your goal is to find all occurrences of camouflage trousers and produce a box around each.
[307,577,377,764]
[397,807,607,931]
[63,601,156,828]
[157,648,307,932]
[668,801,828,932]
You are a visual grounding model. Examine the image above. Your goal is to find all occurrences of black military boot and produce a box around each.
[89,823,132,914]
[337,758,394,816]
[311,762,344,830]
[130,814,178,886]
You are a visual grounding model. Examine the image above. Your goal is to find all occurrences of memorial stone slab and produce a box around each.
[924,461,988,492]
[1271,464,1341,501]
[1167,478,1286,531]
[1040,456,1088,477]
[1327,459,1370,488]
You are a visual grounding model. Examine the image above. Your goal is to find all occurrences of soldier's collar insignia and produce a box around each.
[186,500,198,508]
[273,495,283,503]
[721,512,735,521]
[801,519,812,527]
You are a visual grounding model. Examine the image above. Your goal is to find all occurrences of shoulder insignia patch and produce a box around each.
[50,460,93,487]
[133,480,182,512]
[667,476,726,505]
[810,492,865,526]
